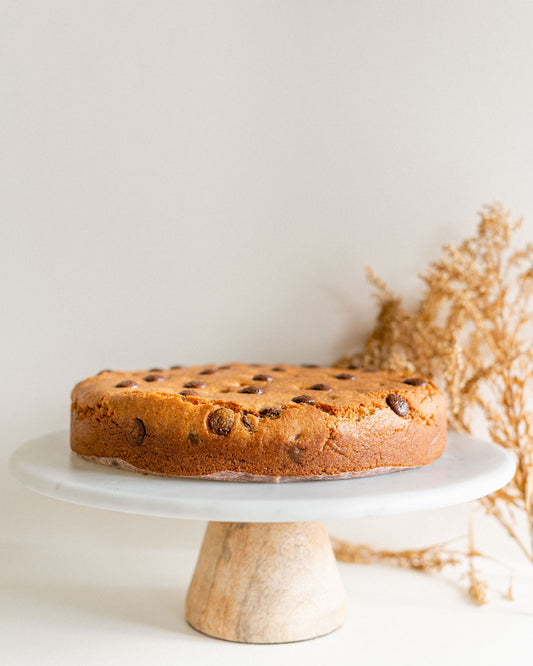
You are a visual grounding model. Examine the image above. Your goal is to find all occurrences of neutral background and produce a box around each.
[2,1,533,664]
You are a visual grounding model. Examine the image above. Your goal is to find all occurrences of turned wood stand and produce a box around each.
[186,521,346,643]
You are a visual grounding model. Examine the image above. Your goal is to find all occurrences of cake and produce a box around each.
[70,363,446,481]
[71,363,446,481]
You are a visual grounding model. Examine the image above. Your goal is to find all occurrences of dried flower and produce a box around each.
[337,203,533,600]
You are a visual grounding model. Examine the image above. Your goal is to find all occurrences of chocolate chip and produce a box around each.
[199,368,218,375]
[208,408,235,436]
[271,366,287,371]
[239,386,264,394]
[130,418,146,445]
[180,389,200,397]
[188,432,200,445]
[347,364,360,370]
[97,369,113,375]
[292,395,315,404]
[252,374,273,381]
[403,377,429,386]
[386,393,410,417]
[336,373,356,380]
[170,365,183,370]
[144,374,165,382]
[149,367,164,372]
[309,384,332,391]
[241,413,256,431]
[259,407,282,419]
[287,445,305,464]
[115,380,138,388]
[184,381,207,389]
[301,363,319,368]
[218,365,232,370]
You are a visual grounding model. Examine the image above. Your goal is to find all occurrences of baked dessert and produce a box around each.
[70,363,446,481]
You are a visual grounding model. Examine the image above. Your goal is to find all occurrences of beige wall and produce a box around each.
[3,1,533,545]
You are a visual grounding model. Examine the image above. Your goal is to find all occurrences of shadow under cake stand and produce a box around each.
[10,431,516,644]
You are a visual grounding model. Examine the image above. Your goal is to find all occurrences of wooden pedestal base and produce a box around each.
[185,521,346,643]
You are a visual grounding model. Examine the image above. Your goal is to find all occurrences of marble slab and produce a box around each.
[10,430,516,522]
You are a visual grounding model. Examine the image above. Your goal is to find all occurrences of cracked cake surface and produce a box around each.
[70,362,447,481]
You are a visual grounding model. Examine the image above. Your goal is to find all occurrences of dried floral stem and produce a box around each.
[332,538,463,571]
[337,203,533,600]
[481,495,532,562]
[467,508,488,605]
[331,533,492,605]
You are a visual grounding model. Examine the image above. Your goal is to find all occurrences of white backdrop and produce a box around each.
[2,2,533,664]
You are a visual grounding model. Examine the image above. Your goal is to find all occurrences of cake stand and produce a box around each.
[10,430,516,644]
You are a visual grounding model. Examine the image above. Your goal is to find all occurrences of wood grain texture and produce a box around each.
[185,521,346,643]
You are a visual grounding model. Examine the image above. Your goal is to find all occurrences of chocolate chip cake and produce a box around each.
[70,363,446,481]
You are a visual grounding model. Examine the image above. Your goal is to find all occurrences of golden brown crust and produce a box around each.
[70,363,447,480]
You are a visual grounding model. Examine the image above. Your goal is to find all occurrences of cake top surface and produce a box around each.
[72,362,438,418]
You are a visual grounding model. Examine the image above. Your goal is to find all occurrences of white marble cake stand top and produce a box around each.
[10,430,516,522]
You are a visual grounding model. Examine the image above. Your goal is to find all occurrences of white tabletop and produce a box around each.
[10,430,516,522]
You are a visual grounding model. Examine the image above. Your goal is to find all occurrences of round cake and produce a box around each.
[70,363,446,481]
